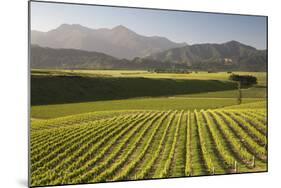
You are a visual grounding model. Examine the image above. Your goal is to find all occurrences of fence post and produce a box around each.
[252,156,255,168]
[234,161,238,173]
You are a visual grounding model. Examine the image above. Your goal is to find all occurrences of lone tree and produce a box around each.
[229,74,257,87]
[229,74,257,105]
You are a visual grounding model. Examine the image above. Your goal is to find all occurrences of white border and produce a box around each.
[0,0,280,188]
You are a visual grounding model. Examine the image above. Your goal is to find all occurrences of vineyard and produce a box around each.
[31,108,267,187]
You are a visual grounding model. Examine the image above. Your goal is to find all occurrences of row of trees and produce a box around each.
[150,69,235,74]
[150,69,192,74]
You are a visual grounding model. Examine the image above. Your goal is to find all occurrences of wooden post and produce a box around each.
[212,167,215,175]
[234,161,238,173]
[237,82,242,105]
[252,156,255,168]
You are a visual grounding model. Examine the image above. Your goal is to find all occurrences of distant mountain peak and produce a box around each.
[112,25,135,34]
[31,24,188,59]
[224,40,256,50]
[57,23,86,30]
[113,25,128,30]
[225,40,241,44]
[57,23,73,29]
[223,40,247,47]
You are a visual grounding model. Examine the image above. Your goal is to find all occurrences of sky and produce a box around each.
[30,1,267,49]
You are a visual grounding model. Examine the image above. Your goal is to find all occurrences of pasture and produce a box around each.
[31,69,266,119]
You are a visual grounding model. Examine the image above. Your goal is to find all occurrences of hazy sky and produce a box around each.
[30,1,267,49]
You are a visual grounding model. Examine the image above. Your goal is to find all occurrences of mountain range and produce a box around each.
[31,24,267,71]
[31,24,186,60]
[30,45,184,70]
[145,40,267,71]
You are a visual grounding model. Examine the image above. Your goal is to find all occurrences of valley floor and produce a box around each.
[30,70,268,187]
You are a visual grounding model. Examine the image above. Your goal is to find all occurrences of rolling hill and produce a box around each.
[30,42,266,71]
[145,40,267,71]
[30,45,187,70]
[30,45,129,69]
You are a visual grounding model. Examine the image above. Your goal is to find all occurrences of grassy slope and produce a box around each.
[31,75,237,105]
[31,70,267,119]
[178,86,266,98]
[31,97,261,119]
[223,101,267,109]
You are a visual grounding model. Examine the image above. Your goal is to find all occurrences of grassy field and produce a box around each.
[31,75,237,105]
[32,69,267,85]
[31,69,266,118]
[30,69,267,187]
[31,97,262,119]
[224,101,267,109]
[178,85,266,98]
